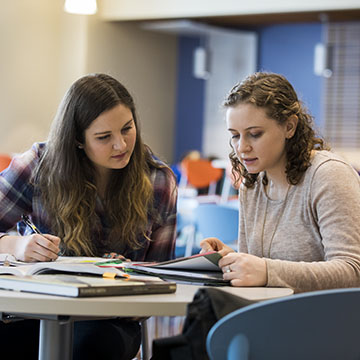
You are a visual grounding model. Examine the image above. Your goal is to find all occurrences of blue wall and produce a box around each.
[174,23,323,160]
[257,23,323,126]
[174,36,206,162]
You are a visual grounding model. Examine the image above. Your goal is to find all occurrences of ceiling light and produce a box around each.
[64,0,97,15]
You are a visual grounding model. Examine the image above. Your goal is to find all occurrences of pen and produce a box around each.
[21,214,42,234]
[21,215,64,256]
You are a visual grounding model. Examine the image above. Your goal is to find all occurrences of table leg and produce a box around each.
[141,319,150,360]
[39,318,73,360]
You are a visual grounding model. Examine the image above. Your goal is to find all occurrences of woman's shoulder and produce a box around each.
[305,150,360,185]
[146,157,177,207]
[310,150,356,173]
[312,150,348,164]
[148,154,167,168]
[8,142,45,172]
[0,142,46,187]
[148,154,173,174]
[30,142,46,159]
[147,156,176,185]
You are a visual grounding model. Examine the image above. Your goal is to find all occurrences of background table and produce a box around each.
[0,284,293,360]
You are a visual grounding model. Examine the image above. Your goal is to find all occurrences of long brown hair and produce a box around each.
[35,73,161,255]
[224,72,329,188]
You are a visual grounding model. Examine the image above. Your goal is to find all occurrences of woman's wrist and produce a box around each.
[0,233,17,255]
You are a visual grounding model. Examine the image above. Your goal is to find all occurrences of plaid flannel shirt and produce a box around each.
[0,143,177,261]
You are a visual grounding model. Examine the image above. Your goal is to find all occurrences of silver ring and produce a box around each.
[225,266,231,273]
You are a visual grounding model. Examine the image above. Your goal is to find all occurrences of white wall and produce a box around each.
[85,18,177,162]
[0,1,177,163]
[202,29,257,159]
[0,1,86,154]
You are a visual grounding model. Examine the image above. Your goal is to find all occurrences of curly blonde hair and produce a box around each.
[224,72,329,188]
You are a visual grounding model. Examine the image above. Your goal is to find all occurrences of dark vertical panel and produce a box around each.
[257,23,323,127]
[174,36,205,162]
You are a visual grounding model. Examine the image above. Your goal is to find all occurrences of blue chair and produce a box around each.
[175,197,199,257]
[190,204,238,255]
[207,287,360,360]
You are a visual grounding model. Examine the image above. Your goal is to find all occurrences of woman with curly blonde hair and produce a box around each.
[0,73,177,359]
[201,72,360,294]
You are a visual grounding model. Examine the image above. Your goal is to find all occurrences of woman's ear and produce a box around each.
[285,115,298,139]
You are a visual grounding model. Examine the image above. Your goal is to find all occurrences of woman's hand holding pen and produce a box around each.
[16,233,60,262]
[0,233,61,262]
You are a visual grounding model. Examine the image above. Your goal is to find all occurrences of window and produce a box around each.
[323,22,360,151]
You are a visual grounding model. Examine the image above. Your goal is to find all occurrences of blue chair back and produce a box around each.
[194,204,238,245]
[207,287,360,360]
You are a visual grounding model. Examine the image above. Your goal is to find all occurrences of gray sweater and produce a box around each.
[239,151,360,293]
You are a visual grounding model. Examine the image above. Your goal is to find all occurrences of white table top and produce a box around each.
[0,284,293,318]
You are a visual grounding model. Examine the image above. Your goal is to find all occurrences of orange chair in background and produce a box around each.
[0,154,12,172]
[180,158,223,196]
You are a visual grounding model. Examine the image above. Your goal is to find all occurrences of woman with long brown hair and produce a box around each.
[0,73,177,359]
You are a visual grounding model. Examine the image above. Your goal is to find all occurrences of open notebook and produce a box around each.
[124,252,230,286]
[0,255,123,277]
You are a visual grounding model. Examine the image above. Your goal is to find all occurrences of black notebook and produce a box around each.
[0,274,176,298]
